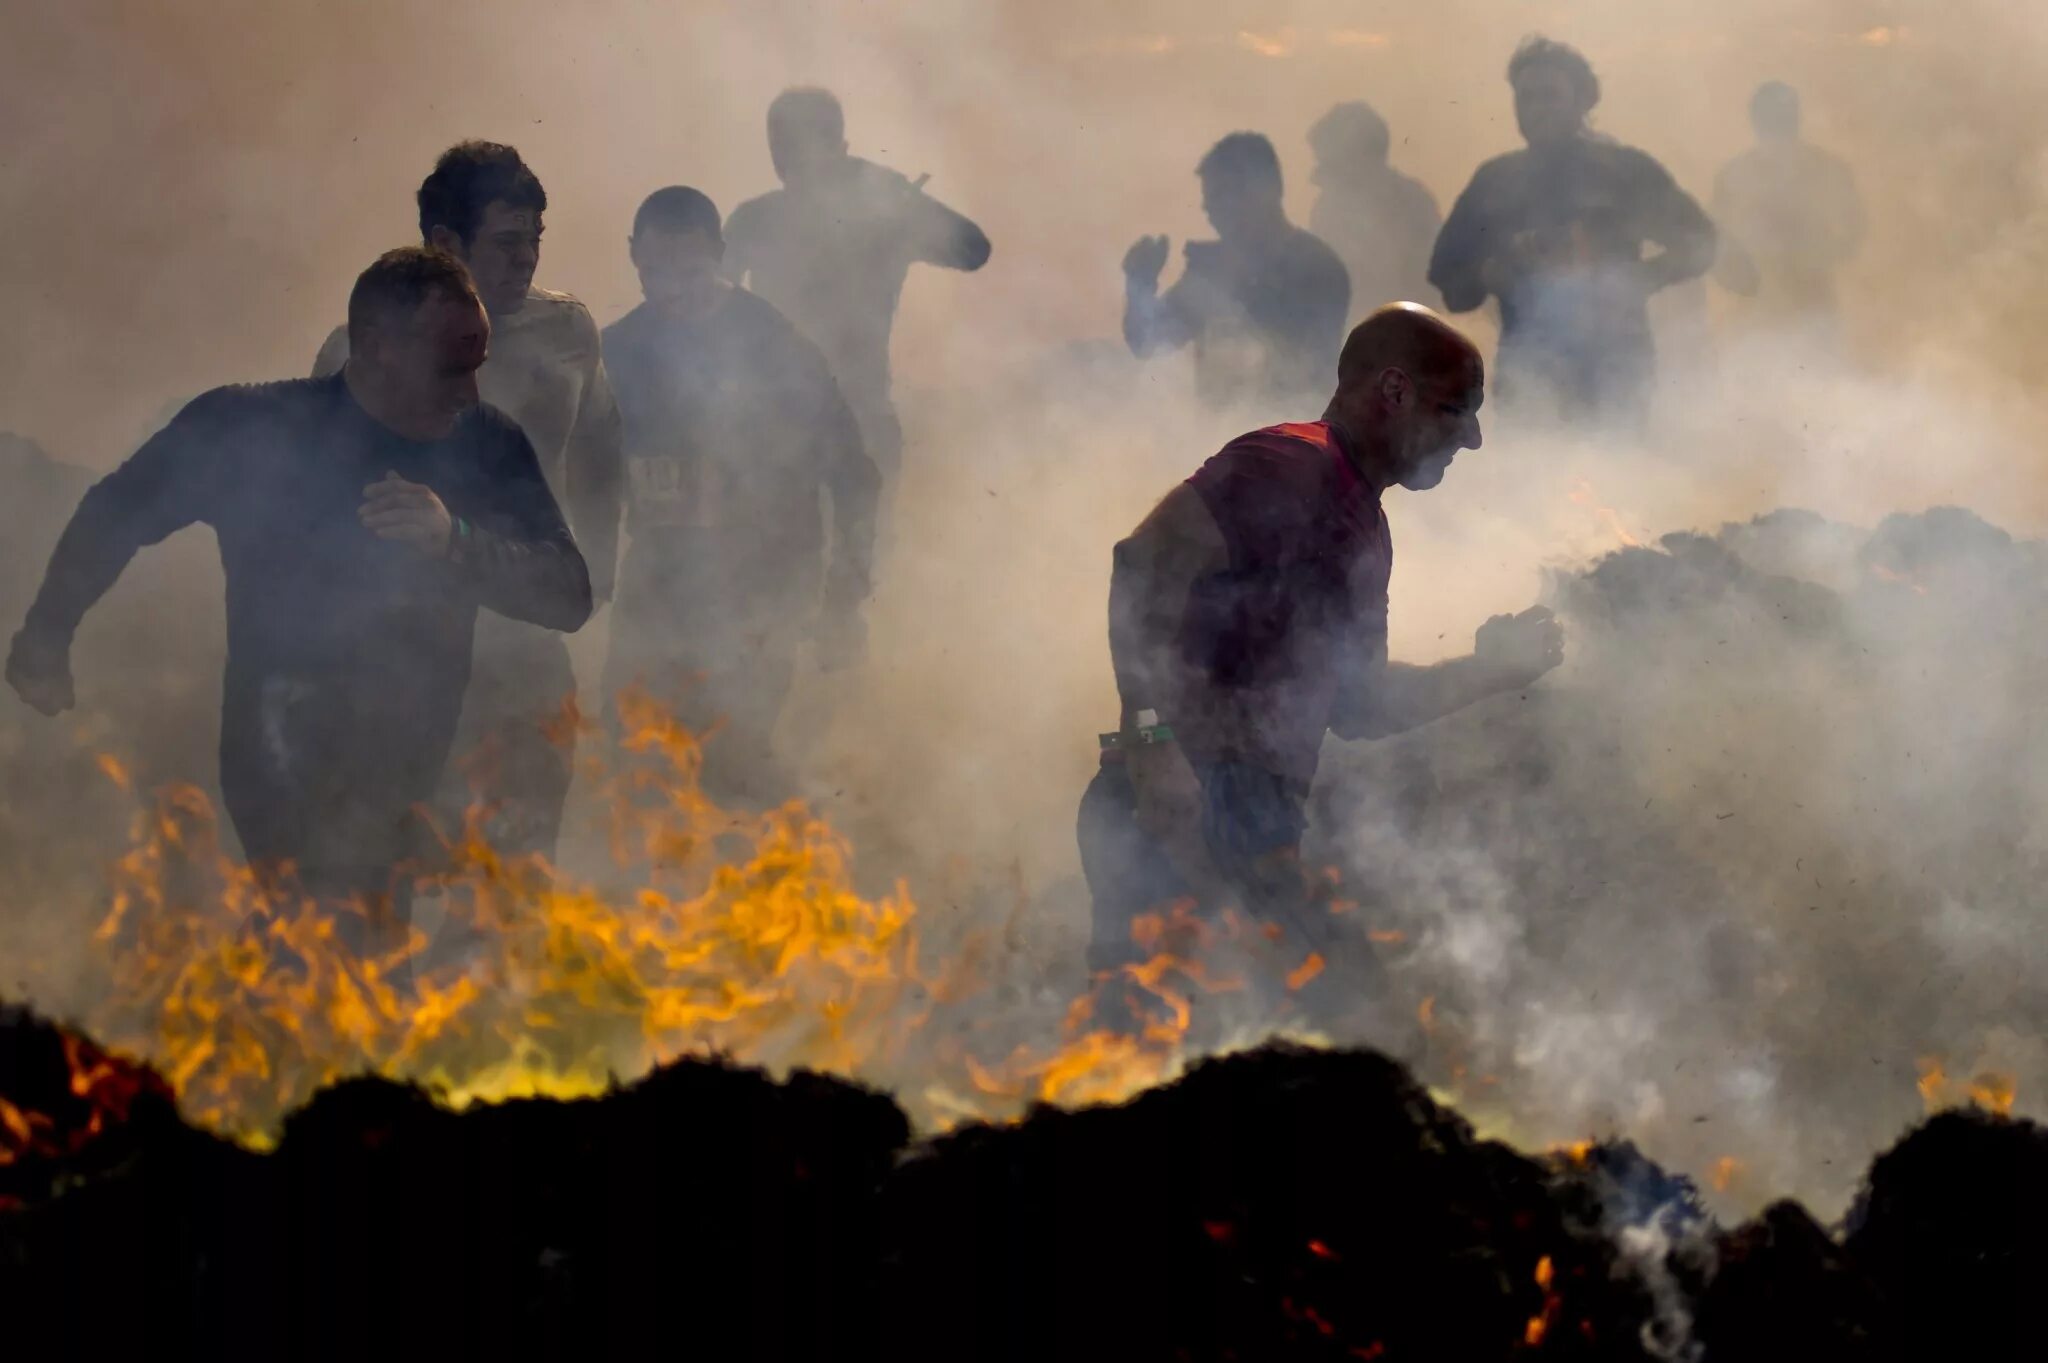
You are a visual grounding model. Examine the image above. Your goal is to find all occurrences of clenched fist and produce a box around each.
[359,472,453,558]
[1475,605,1564,688]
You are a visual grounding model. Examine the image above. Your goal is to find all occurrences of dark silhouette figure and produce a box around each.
[1079,305,1560,987]
[9,250,591,911]
[314,142,622,862]
[724,88,989,498]
[1307,102,1444,321]
[1124,132,1351,412]
[1713,82,1866,334]
[601,188,880,806]
[1430,37,1716,421]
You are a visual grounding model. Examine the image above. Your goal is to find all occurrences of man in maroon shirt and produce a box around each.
[1080,304,1563,980]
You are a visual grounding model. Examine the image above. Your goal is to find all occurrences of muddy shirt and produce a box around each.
[1129,228,1352,412]
[1430,137,1714,386]
[316,285,622,598]
[18,374,590,869]
[1173,421,1391,791]
[601,288,876,606]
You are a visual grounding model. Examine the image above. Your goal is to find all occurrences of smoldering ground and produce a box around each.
[6,2,2048,1218]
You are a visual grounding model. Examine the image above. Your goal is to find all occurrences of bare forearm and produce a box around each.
[1345,656,1515,739]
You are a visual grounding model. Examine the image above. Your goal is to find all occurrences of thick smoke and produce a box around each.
[5,0,2048,1219]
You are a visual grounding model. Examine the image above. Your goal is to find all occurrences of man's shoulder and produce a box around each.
[185,376,334,422]
[1285,226,1349,280]
[1593,140,1679,187]
[724,189,786,234]
[512,286,602,345]
[461,399,537,452]
[1202,422,1340,482]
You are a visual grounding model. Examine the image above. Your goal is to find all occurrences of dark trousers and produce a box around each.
[1075,759,1310,976]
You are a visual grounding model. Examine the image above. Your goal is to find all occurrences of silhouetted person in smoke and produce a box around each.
[1430,37,1716,422]
[1712,81,1865,334]
[1125,132,1351,412]
[7,249,591,915]
[1308,102,1443,322]
[724,87,989,511]
[601,188,879,805]
[314,142,621,861]
[1078,304,1562,993]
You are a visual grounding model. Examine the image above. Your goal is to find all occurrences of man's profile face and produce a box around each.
[1513,66,1585,149]
[440,200,540,315]
[1390,365,1485,491]
[1201,173,1279,241]
[373,288,489,433]
[631,228,724,312]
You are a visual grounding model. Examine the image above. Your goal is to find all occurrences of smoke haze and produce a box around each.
[7,0,2048,1220]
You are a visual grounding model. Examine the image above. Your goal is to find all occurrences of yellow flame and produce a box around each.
[72,693,1252,1140]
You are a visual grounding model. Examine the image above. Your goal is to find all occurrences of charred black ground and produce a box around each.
[1,1002,2035,1362]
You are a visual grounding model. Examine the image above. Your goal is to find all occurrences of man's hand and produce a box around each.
[1474,605,1564,689]
[6,630,75,716]
[359,472,453,558]
[1123,235,1170,289]
[816,611,868,673]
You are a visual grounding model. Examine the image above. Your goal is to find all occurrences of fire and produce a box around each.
[1567,478,1646,550]
[1709,1155,1745,1193]
[65,692,1280,1141]
[1916,1056,2018,1117]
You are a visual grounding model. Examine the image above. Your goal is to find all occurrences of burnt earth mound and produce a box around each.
[2,1003,2042,1361]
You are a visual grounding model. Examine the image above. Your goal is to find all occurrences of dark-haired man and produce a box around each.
[1079,304,1561,981]
[1430,37,1715,421]
[9,249,591,909]
[725,88,989,507]
[1124,132,1351,412]
[314,141,620,861]
[602,187,878,804]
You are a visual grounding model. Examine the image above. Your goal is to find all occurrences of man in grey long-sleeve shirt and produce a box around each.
[1429,36,1715,422]
[314,141,621,861]
[7,249,592,907]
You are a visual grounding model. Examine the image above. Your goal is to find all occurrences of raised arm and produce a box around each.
[453,424,593,634]
[901,179,991,272]
[8,393,229,713]
[1123,237,1198,358]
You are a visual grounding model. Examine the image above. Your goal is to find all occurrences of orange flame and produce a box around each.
[66,693,1269,1140]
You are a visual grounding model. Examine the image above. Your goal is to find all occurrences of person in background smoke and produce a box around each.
[7,248,591,921]
[1307,101,1444,325]
[1711,81,1866,335]
[1429,36,1716,423]
[313,142,622,863]
[1078,304,1562,994]
[724,87,988,521]
[602,187,879,806]
[1125,132,1352,414]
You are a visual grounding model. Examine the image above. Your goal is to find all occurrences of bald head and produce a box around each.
[1337,303,1483,394]
[1327,304,1485,492]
